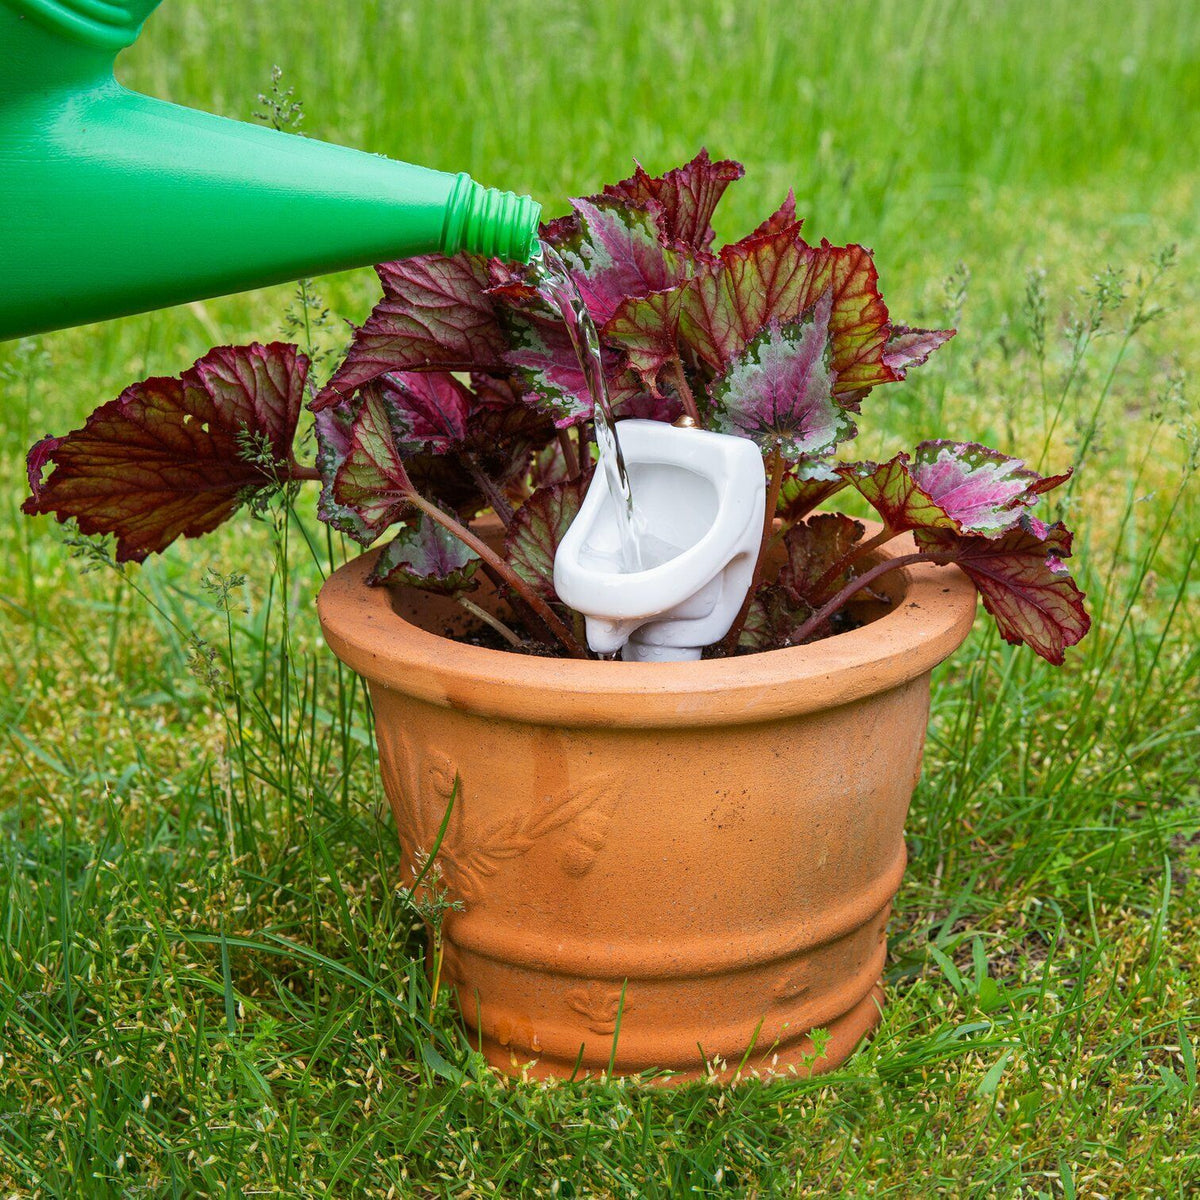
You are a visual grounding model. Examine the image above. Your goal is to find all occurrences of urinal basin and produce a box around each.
[553,420,766,661]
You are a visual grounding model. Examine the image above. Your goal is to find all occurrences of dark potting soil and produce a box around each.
[445,606,866,660]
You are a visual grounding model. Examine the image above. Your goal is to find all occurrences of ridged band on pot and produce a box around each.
[318,526,977,1083]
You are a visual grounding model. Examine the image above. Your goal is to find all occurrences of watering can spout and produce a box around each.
[0,0,542,340]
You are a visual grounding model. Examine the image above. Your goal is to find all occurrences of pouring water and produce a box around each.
[530,244,647,572]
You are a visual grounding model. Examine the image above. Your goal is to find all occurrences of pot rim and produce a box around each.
[317,528,977,729]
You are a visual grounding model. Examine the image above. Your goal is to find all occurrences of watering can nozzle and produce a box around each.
[442,174,542,263]
[0,0,542,340]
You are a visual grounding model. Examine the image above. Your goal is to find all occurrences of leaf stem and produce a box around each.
[464,454,515,527]
[809,525,900,603]
[665,358,702,426]
[577,422,594,478]
[557,430,581,480]
[789,552,931,645]
[456,595,523,649]
[720,449,785,655]
[287,461,322,483]
[408,494,588,659]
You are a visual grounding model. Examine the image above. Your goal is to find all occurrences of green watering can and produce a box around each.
[0,0,542,341]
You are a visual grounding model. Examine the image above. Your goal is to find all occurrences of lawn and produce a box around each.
[1,0,1198,1195]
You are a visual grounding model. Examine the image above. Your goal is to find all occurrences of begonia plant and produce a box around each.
[23,151,1089,663]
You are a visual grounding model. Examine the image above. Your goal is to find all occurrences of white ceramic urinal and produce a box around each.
[553,420,766,662]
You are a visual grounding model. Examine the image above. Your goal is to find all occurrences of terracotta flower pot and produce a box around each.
[317,523,977,1083]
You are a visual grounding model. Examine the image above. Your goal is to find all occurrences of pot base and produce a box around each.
[478,984,885,1086]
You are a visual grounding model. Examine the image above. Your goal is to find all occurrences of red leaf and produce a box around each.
[677,225,812,374]
[544,149,744,255]
[602,287,688,388]
[776,460,849,523]
[504,478,589,599]
[918,523,1090,664]
[25,436,61,502]
[23,342,307,562]
[384,371,473,454]
[324,384,415,543]
[779,513,864,602]
[739,583,814,652]
[748,190,802,240]
[367,512,479,593]
[883,325,956,375]
[314,254,506,408]
[599,149,744,252]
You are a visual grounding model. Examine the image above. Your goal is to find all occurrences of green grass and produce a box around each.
[1,0,1198,1195]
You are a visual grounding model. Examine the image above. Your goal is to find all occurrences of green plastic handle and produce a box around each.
[0,0,541,340]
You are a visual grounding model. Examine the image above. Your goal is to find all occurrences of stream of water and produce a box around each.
[530,243,647,572]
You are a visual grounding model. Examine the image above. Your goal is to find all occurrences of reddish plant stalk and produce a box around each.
[408,493,589,659]
[576,422,594,477]
[720,448,786,655]
[557,429,581,480]
[789,552,930,645]
[808,525,899,604]
[665,358,702,426]
[464,454,515,527]
[287,461,584,657]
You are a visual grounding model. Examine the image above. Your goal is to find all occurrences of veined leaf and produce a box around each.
[368,513,479,593]
[844,441,1071,538]
[24,342,307,562]
[707,291,855,458]
[504,478,588,599]
[777,459,849,523]
[918,522,1090,664]
[314,255,505,408]
[323,384,415,544]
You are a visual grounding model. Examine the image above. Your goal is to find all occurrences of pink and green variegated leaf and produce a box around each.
[909,441,1063,535]
[779,513,864,602]
[501,308,651,429]
[883,325,956,375]
[598,149,744,252]
[543,150,744,255]
[504,477,588,599]
[707,292,854,459]
[844,441,1070,539]
[777,459,849,523]
[367,512,479,592]
[324,384,415,544]
[24,342,307,563]
[917,523,1090,664]
[314,255,505,409]
[678,228,928,405]
[501,309,594,427]
[555,198,692,327]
